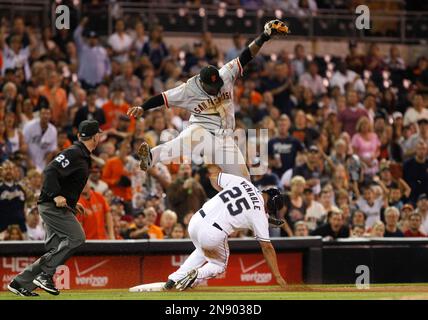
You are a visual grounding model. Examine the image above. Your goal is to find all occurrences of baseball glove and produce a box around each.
[264,19,290,37]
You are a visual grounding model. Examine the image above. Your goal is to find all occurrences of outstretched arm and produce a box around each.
[259,240,287,288]
[239,19,290,68]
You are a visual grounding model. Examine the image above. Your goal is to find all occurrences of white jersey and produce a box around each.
[199,173,270,242]
[162,58,243,132]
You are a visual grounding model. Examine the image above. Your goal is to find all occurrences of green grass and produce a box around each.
[2,284,428,300]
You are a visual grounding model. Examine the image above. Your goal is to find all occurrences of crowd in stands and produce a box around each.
[0,13,427,242]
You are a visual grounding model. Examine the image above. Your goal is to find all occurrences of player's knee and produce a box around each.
[69,230,86,248]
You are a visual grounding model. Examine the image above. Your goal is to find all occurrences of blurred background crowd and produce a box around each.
[0,0,427,242]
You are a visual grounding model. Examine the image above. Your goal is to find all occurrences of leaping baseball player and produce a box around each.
[162,165,287,290]
[127,20,290,180]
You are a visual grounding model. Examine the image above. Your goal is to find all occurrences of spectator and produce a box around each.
[102,141,133,209]
[351,116,381,176]
[110,61,142,104]
[293,145,325,194]
[303,187,324,231]
[330,61,365,95]
[403,140,428,205]
[77,181,114,240]
[268,114,304,178]
[101,87,134,132]
[3,224,24,241]
[416,194,428,234]
[169,222,186,239]
[384,206,404,237]
[351,209,367,228]
[225,33,245,63]
[143,207,164,239]
[351,224,366,238]
[166,164,207,222]
[72,89,106,130]
[299,61,326,98]
[338,90,368,137]
[403,118,428,159]
[126,211,150,240]
[370,220,385,237]
[141,25,169,71]
[404,212,427,237]
[403,95,428,127]
[108,19,133,63]
[356,184,386,229]
[25,207,45,240]
[291,44,308,80]
[160,209,178,237]
[0,161,27,234]
[290,110,320,148]
[293,221,309,237]
[89,165,109,195]
[22,105,57,171]
[283,176,307,228]
[74,17,110,89]
[311,211,350,240]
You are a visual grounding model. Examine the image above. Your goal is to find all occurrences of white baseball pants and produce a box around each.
[168,212,229,286]
[150,124,250,180]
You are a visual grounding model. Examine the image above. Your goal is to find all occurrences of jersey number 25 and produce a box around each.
[219,187,250,216]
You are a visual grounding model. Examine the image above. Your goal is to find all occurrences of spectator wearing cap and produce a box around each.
[125,211,150,240]
[102,141,133,209]
[403,95,428,127]
[298,61,326,98]
[108,19,133,63]
[293,145,325,194]
[268,114,304,178]
[77,180,114,240]
[351,116,380,176]
[338,90,368,137]
[101,87,135,132]
[110,61,142,104]
[403,118,428,159]
[383,206,404,237]
[403,139,428,204]
[310,211,350,240]
[404,212,427,237]
[73,17,111,89]
[22,105,57,171]
[72,89,106,131]
[416,193,428,234]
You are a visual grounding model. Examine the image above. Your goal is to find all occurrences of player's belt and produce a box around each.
[199,209,224,232]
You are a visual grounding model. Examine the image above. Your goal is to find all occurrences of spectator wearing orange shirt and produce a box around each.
[77,181,114,239]
[38,70,67,126]
[101,87,135,132]
[143,207,164,239]
[102,141,133,206]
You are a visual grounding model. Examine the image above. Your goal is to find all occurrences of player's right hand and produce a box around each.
[127,106,144,119]
[54,196,67,207]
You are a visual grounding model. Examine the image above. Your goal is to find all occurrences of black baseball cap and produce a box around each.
[78,120,102,137]
[200,65,224,92]
[418,193,428,201]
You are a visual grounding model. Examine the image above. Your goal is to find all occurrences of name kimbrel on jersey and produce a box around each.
[193,91,232,114]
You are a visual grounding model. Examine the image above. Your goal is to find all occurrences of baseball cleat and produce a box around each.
[175,269,198,291]
[8,280,39,297]
[163,279,176,291]
[137,141,152,171]
[33,273,60,295]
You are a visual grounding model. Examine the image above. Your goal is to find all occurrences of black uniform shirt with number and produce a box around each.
[38,141,91,208]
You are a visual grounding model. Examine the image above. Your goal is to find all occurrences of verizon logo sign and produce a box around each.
[74,260,109,287]
[239,258,272,284]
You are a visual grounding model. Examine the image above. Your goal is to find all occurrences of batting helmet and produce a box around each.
[262,187,284,216]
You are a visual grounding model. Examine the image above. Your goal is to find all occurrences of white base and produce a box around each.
[129,282,166,292]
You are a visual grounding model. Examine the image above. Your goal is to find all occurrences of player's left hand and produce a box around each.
[127,106,144,119]
[75,203,86,216]
[264,19,290,37]
[275,275,287,288]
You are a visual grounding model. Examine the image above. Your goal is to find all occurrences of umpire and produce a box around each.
[8,120,102,297]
